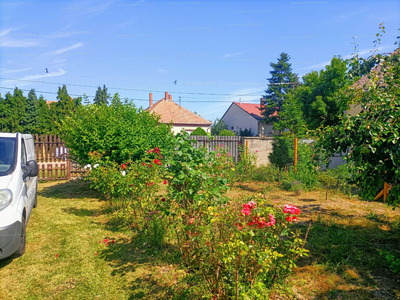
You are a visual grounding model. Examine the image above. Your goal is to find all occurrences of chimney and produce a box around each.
[260,98,265,109]
[165,91,169,101]
[149,93,153,107]
[169,94,172,102]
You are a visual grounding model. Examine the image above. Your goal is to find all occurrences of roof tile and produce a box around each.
[147,98,211,125]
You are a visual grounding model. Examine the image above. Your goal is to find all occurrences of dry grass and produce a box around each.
[1,180,399,299]
[228,181,400,299]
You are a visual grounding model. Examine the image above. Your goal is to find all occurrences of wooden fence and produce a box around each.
[32,135,241,181]
[191,136,241,162]
[34,134,71,181]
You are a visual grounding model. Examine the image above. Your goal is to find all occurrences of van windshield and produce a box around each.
[0,137,17,176]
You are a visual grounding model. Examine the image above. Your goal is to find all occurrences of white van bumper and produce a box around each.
[0,221,22,259]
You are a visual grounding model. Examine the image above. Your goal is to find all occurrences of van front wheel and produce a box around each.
[33,183,38,208]
[13,215,26,257]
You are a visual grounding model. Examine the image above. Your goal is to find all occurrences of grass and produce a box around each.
[1,180,399,299]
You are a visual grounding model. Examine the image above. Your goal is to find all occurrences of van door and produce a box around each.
[20,139,33,221]
[23,136,37,211]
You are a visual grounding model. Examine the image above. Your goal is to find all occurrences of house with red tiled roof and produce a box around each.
[46,100,57,107]
[346,48,399,117]
[221,99,277,137]
[146,92,212,135]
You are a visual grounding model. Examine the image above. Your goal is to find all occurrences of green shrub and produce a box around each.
[250,165,279,182]
[324,165,355,195]
[290,180,305,195]
[190,127,208,136]
[218,129,235,136]
[236,144,258,181]
[60,95,174,165]
[269,133,293,169]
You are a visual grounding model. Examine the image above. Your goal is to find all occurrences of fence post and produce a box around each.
[294,137,298,173]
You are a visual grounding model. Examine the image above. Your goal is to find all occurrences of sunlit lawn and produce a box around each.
[0,180,399,299]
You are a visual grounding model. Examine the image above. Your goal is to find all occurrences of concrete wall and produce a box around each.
[242,137,274,167]
[242,137,347,169]
[222,104,258,135]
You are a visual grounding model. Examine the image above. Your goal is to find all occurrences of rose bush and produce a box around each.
[83,131,308,299]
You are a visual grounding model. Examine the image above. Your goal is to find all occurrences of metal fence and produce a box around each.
[191,136,241,162]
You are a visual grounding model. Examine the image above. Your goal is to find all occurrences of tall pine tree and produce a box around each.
[50,85,76,133]
[23,89,39,134]
[93,85,110,106]
[261,52,299,122]
[3,88,27,133]
[36,95,53,134]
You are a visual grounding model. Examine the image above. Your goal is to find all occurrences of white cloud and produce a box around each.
[0,27,39,47]
[297,45,395,73]
[0,40,38,47]
[334,7,370,22]
[18,68,66,81]
[1,67,32,74]
[223,52,242,58]
[0,28,13,37]
[52,43,83,55]
[157,68,168,73]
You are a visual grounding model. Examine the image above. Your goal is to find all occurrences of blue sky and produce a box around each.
[0,0,399,120]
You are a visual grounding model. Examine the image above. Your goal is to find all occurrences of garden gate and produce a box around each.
[34,134,71,181]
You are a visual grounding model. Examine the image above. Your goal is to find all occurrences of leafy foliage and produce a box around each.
[218,129,235,136]
[211,118,227,135]
[296,57,349,129]
[274,92,306,135]
[315,49,400,205]
[190,127,208,136]
[236,127,254,137]
[1,88,26,133]
[60,95,174,165]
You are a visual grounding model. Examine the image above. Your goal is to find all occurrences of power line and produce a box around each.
[0,77,265,98]
[0,86,261,103]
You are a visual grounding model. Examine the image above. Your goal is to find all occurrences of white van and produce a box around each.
[0,133,38,259]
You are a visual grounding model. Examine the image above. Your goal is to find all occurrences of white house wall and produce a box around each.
[171,125,211,135]
[221,104,258,135]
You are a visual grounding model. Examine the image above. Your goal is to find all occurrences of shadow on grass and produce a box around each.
[294,215,400,299]
[299,198,318,202]
[0,257,13,269]
[62,207,104,217]
[98,232,185,299]
[40,180,101,200]
[236,183,265,193]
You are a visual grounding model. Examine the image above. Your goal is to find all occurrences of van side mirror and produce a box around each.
[22,160,38,179]
[27,160,38,177]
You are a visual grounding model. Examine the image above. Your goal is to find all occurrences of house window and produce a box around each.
[231,126,234,130]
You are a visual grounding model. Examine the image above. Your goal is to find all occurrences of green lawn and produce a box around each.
[1,180,399,299]
[0,180,182,300]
